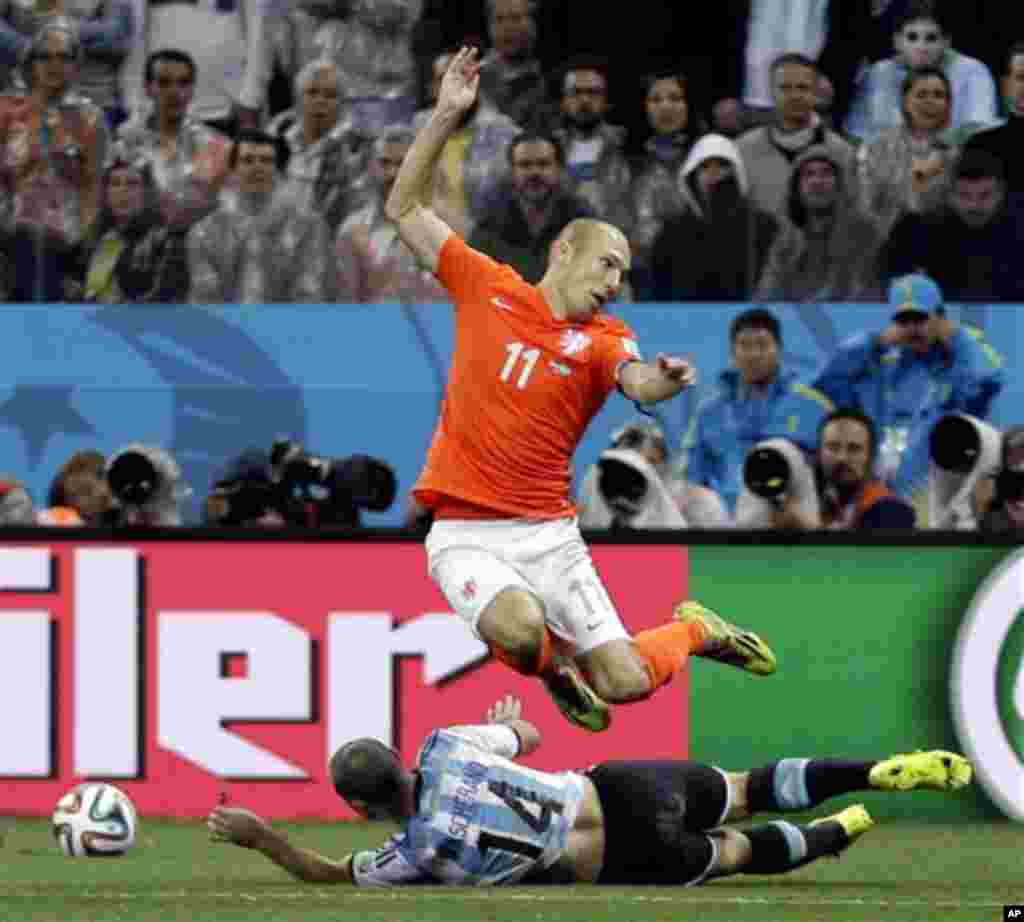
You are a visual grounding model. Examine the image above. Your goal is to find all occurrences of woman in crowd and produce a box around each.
[856,67,980,236]
[629,71,705,298]
[68,142,186,302]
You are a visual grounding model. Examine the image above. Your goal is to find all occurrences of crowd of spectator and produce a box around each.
[4,0,1024,304]
[0,0,1022,534]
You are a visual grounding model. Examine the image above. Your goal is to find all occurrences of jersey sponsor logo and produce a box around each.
[559,330,591,357]
[951,549,1024,820]
[461,578,478,600]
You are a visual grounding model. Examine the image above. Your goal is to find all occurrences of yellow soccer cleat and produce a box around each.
[810,804,874,852]
[868,750,973,792]
[674,600,777,675]
[542,658,611,733]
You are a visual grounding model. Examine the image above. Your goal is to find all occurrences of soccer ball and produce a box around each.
[51,783,138,857]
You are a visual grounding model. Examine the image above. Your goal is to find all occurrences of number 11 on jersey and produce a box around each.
[499,342,540,389]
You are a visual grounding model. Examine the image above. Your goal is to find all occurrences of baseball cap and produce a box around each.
[888,273,943,321]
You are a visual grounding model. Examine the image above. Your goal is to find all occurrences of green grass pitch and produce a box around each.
[1,816,1021,922]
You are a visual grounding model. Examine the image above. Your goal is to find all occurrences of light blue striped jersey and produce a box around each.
[351,727,586,886]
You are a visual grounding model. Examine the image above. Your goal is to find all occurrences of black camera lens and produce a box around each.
[598,457,649,506]
[107,451,159,506]
[930,415,982,473]
[743,447,791,499]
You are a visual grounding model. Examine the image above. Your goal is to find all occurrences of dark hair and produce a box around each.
[954,148,1005,182]
[641,70,688,97]
[819,408,878,461]
[48,451,107,507]
[770,52,818,79]
[1004,40,1024,75]
[145,49,196,84]
[329,739,403,808]
[507,130,564,166]
[896,0,950,35]
[730,308,782,346]
[229,130,288,172]
[560,54,610,93]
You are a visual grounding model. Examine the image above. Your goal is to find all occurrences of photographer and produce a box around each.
[926,413,1007,531]
[683,308,834,514]
[737,409,916,531]
[205,439,397,528]
[979,427,1024,533]
[578,420,729,530]
[812,273,1004,492]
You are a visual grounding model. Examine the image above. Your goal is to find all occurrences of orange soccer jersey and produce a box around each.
[413,236,642,520]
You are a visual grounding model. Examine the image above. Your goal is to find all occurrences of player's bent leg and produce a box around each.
[576,638,652,703]
[738,808,873,876]
[477,588,551,675]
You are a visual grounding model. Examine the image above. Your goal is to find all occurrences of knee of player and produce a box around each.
[586,655,651,703]
[707,827,752,877]
[478,589,547,660]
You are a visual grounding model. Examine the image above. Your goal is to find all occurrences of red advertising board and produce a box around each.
[0,540,688,819]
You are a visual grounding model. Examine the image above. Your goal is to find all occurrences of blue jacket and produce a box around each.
[811,326,1005,496]
[683,368,834,512]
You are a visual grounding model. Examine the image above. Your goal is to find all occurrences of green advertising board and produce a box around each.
[677,542,1018,821]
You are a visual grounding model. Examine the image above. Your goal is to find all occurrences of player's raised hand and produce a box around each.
[207,805,273,849]
[657,353,697,388]
[437,46,481,116]
[486,694,523,725]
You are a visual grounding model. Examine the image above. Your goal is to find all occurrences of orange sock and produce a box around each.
[491,625,556,676]
[632,621,707,689]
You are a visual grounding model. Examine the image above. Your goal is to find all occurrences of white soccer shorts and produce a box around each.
[425,516,630,655]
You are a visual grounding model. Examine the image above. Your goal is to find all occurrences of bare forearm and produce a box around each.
[507,719,541,757]
[256,830,351,884]
[623,363,686,404]
[385,107,463,221]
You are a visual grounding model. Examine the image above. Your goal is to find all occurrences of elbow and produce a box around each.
[383,190,407,223]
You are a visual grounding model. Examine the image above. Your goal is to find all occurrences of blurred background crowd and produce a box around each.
[0,0,1022,534]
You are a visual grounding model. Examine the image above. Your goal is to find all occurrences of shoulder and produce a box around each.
[591,312,637,342]
[823,129,854,155]
[696,375,735,414]
[788,381,834,412]
[441,234,524,290]
[950,52,993,78]
[865,58,896,79]
[735,126,768,151]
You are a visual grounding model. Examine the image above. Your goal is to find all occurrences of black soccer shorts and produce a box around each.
[586,760,730,886]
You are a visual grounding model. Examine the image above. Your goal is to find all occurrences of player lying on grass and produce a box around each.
[208,695,973,887]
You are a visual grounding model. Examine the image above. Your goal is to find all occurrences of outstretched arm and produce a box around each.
[619,354,698,405]
[207,806,353,884]
[384,46,481,274]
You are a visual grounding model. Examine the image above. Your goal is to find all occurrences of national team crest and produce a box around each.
[560,330,591,357]
[461,579,478,601]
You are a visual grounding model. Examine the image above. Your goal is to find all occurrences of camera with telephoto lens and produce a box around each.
[207,440,398,527]
[742,445,791,501]
[270,438,397,526]
[105,444,186,525]
[596,421,669,517]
